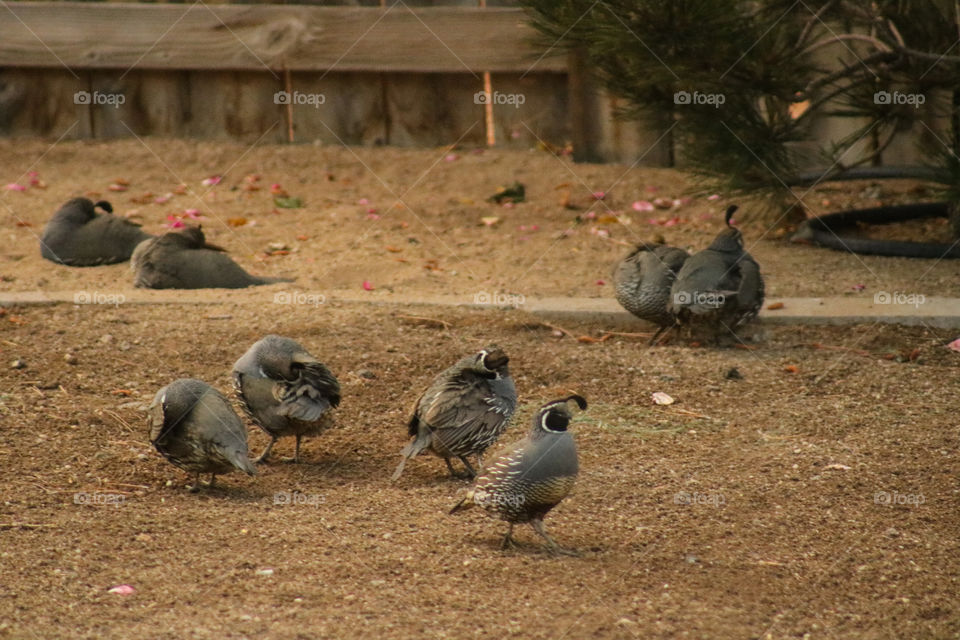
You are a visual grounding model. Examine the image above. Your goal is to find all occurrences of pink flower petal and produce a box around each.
[366,208,378,214]
[851,284,866,292]
[707,194,720,201]
[947,338,960,352]
[183,208,202,219]
[592,191,606,200]
[367,213,380,220]
[444,153,459,162]
[362,280,374,291]
[645,186,659,193]
[584,211,597,220]
[108,584,135,595]
[154,195,171,204]
[201,176,222,187]
[596,279,606,285]
[529,224,540,231]
[5,183,26,191]
[647,218,663,226]
[27,171,38,178]
[502,202,514,209]
[357,198,370,205]
[663,217,680,227]
[632,200,654,212]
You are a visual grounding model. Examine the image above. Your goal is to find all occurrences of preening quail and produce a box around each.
[233,335,341,463]
[450,395,588,556]
[40,198,152,266]
[669,205,764,338]
[613,239,689,344]
[391,346,517,481]
[148,378,257,490]
[130,226,292,289]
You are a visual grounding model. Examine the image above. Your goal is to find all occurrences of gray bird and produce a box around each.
[130,226,291,289]
[450,395,588,556]
[148,378,257,490]
[40,197,152,266]
[613,239,689,344]
[232,335,341,463]
[392,346,517,481]
[668,205,764,338]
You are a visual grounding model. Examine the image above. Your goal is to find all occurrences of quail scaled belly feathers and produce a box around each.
[148,378,257,489]
[613,239,690,343]
[233,335,341,464]
[391,346,517,481]
[669,205,764,336]
[40,197,153,266]
[450,395,588,556]
[130,225,292,289]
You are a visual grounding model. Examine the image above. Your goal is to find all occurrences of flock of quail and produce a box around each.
[37,194,766,555]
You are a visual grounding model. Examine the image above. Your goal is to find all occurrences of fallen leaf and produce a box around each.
[784,365,799,373]
[481,216,501,227]
[108,585,135,595]
[15,221,32,227]
[296,235,309,241]
[227,217,249,227]
[274,197,303,209]
[767,302,785,310]
[108,184,127,192]
[362,280,374,291]
[111,389,133,396]
[652,391,674,405]
[173,184,187,195]
[385,246,403,253]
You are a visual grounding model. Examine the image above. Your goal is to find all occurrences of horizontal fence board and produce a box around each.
[0,3,564,73]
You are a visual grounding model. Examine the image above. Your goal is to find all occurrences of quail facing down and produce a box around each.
[233,335,341,463]
[668,205,764,339]
[40,198,153,266]
[450,395,588,556]
[148,378,257,490]
[613,239,690,344]
[130,226,292,289]
[391,346,517,481]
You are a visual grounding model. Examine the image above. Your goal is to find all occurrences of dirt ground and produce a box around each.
[1,140,959,639]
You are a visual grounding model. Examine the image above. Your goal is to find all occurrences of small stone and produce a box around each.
[64,354,78,365]
[255,568,274,576]
[886,527,900,538]
[100,334,114,344]
[357,369,376,380]
[10,359,26,369]
[725,367,743,380]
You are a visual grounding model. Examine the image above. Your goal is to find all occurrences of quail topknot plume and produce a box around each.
[233,335,341,463]
[148,378,257,490]
[450,395,588,556]
[668,205,764,339]
[613,238,689,344]
[130,226,292,289]
[40,197,153,266]
[391,345,517,481]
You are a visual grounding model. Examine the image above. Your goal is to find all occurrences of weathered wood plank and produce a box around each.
[0,3,564,73]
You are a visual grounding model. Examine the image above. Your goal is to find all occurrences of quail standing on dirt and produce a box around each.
[40,197,152,266]
[233,335,341,463]
[669,205,764,338]
[613,239,689,344]
[450,395,588,556]
[391,346,517,481]
[130,226,291,289]
[148,378,257,490]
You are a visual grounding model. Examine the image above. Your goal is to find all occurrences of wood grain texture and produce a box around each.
[0,3,563,73]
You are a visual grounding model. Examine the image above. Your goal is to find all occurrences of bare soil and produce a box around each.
[0,139,959,639]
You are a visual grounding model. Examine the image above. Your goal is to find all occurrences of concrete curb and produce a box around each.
[1,290,958,328]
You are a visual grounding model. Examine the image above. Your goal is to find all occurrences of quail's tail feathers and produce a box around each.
[390,433,432,481]
[230,452,258,476]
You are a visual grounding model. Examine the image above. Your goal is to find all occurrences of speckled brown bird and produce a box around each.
[148,378,257,490]
[450,395,587,555]
[391,345,516,481]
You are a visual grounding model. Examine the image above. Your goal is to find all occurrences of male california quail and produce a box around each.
[233,335,341,463]
[130,226,291,289]
[391,346,516,481]
[450,395,588,556]
[613,239,689,344]
[40,197,152,266]
[669,205,764,338]
[148,378,257,490]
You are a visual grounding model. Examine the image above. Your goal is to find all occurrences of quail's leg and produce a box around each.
[208,474,217,488]
[500,523,517,550]
[188,472,201,493]
[291,434,303,463]
[458,456,478,479]
[444,457,470,479]
[649,324,676,347]
[531,519,580,557]
[254,436,278,464]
